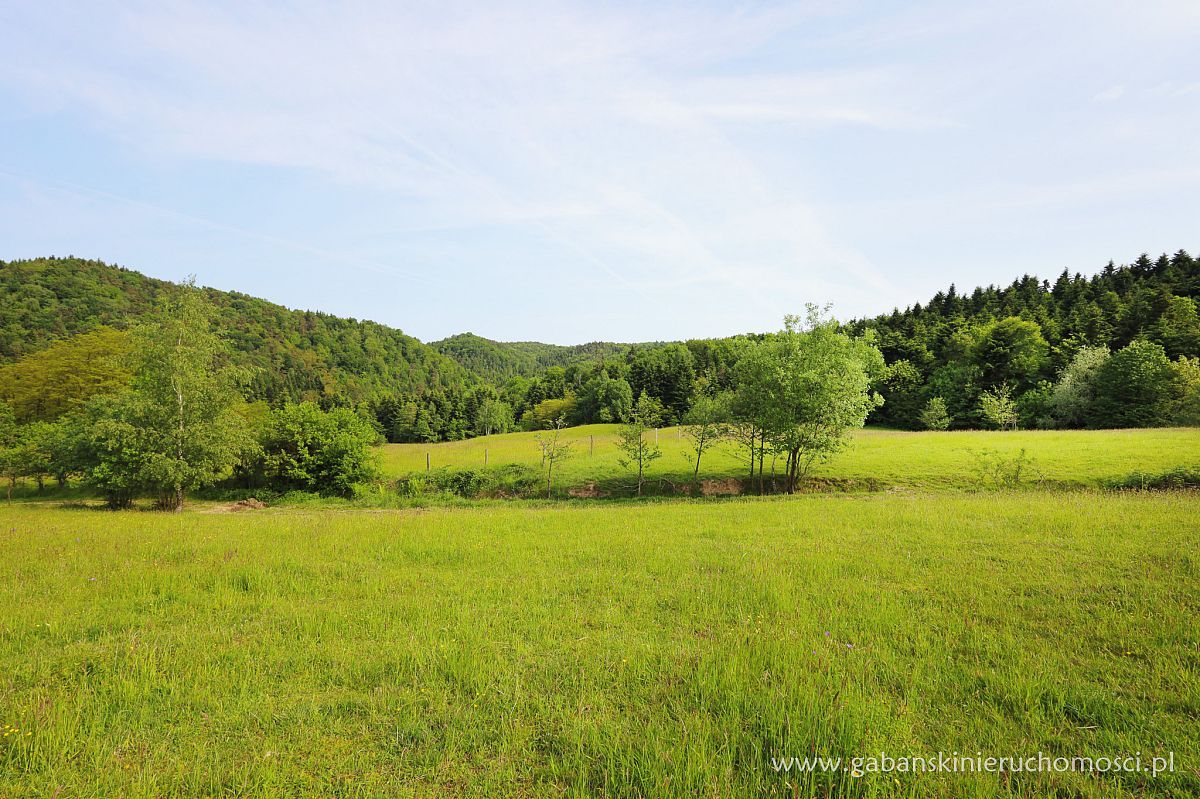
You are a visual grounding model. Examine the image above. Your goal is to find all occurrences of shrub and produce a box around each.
[978,386,1018,430]
[1108,466,1200,490]
[395,464,541,499]
[258,403,380,496]
[969,448,1041,487]
[1087,340,1175,428]
[919,397,951,430]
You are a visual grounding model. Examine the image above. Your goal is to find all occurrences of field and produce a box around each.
[2,489,1199,797]
[3,427,1199,797]
[380,426,1200,492]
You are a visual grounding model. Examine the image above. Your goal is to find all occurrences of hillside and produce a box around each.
[432,332,631,381]
[0,257,470,406]
[3,251,1198,437]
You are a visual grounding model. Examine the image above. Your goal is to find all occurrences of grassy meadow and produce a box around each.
[3,426,1199,797]
[2,491,1199,798]
[380,425,1200,492]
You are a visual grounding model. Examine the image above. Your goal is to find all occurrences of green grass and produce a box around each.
[1,492,1197,797]
[380,425,1200,492]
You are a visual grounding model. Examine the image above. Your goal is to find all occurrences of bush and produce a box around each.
[969,448,1041,487]
[1087,340,1175,428]
[978,386,1018,430]
[395,464,541,499]
[918,397,951,430]
[257,402,380,496]
[1108,466,1200,490]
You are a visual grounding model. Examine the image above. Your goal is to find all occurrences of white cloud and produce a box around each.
[2,0,1198,340]
[1,1,911,310]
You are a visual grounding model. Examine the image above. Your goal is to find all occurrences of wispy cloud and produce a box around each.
[1,0,1198,341]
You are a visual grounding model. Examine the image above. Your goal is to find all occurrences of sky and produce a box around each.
[1,1,1198,345]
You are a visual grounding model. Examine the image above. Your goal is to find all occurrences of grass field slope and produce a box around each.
[1,492,1197,797]
[381,426,1200,493]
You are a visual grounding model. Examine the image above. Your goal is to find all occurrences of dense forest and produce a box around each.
[0,257,468,407]
[2,251,1198,442]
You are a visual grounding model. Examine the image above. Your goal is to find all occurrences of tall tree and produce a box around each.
[737,308,884,493]
[129,280,248,510]
[1088,340,1177,428]
[972,317,1049,390]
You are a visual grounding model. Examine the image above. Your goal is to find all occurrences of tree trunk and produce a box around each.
[757,443,765,495]
[174,486,185,512]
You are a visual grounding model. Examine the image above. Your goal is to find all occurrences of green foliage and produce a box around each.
[0,327,131,422]
[53,285,250,509]
[395,463,542,499]
[977,385,1019,430]
[0,257,469,407]
[875,359,925,428]
[70,393,145,509]
[256,402,380,496]
[1049,346,1109,428]
[853,251,1200,428]
[1014,381,1055,429]
[1088,340,1176,428]
[969,448,1041,486]
[972,316,1049,390]
[128,282,249,509]
[616,396,665,495]
[1109,465,1200,490]
[0,402,20,499]
[1172,356,1200,426]
[630,391,665,428]
[735,308,884,492]
[925,362,984,429]
[627,343,695,423]
[1153,295,1200,358]
[574,373,633,424]
[475,398,514,436]
[681,392,732,478]
[918,397,951,430]
[521,395,577,430]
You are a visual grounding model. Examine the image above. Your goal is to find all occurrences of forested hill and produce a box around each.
[432,333,631,381]
[2,250,1198,438]
[0,257,469,405]
[852,250,1200,427]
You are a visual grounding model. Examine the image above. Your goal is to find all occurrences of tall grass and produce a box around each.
[1,492,1197,797]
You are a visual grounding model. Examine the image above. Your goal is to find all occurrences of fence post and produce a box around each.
[484,448,488,466]
[426,452,430,471]
[590,435,594,457]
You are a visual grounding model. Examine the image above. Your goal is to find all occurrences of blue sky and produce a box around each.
[2,1,1198,344]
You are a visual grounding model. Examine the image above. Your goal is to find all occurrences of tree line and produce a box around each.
[377,250,1199,439]
[2,251,1198,463]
